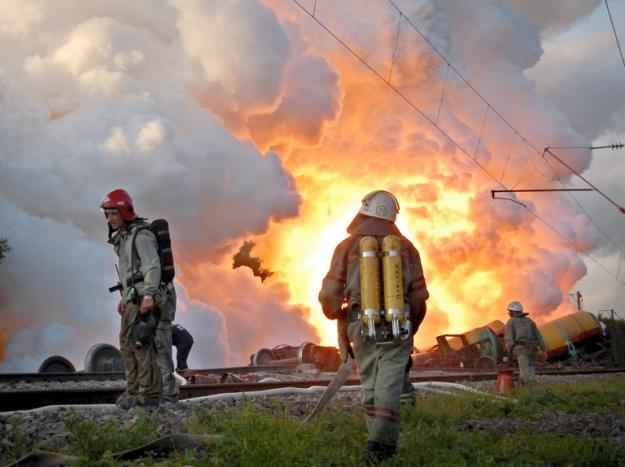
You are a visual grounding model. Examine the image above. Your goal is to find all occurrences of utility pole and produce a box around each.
[576,291,583,312]
[598,308,623,367]
[569,290,583,311]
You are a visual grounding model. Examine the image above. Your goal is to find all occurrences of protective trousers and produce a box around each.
[154,320,178,401]
[119,304,160,402]
[154,289,178,401]
[513,344,537,384]
[348,320,412,447]
[175,340,192,370]
[400,347,416,406]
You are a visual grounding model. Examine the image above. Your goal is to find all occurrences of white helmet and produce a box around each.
[359,190,400,222]
[507,301,524,315]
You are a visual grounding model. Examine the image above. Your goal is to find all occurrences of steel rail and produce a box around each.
[0,365,296,384]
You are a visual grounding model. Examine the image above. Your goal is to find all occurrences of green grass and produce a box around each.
[64,411,159,466]
[412,377,625,422]
[44,377,625,466]
[2,416,30,463]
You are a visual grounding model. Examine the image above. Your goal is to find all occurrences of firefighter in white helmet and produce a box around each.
[504,301,546,385]
[319,190,429,464]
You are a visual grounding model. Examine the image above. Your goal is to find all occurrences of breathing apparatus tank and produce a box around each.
[360,236,382,339]
[382,235,408,339]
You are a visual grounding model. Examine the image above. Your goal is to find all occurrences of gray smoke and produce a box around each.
[502,0,602,36]
[525,1,625,315]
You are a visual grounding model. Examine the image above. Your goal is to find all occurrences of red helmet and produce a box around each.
[100,189,137,222]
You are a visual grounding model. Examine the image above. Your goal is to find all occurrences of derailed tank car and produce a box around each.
[412,321,505,370]
[412,311,607,369]
[540,312,604,361]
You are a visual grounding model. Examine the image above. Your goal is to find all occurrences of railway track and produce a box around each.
[2,367,624,412]
[0,365,296,384]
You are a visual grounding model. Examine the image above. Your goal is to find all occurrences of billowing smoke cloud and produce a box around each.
[524,1,625,316]
[0,198,234,371]
[528,1,625,141]
[186,3,341,150]
[2,0,619,368]
[0,0,333,370]
[179,0,291,131]
[0,51,301,260]
[255,0,605,347]
[0,200,117,371]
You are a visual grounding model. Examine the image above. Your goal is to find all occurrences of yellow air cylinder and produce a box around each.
[360,236,381,338]
[382,235,405,338]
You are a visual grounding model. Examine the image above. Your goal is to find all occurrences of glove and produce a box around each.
[140,295,154,315]
[117,300,125,316]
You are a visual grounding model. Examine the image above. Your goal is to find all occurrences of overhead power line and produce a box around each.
[605,0,625,71]
[290,0,624,284]
[544,147,625,214]
[384,0,625,256]
[546,143,624,151]
[492,188,594,197]
[291,0,505,189]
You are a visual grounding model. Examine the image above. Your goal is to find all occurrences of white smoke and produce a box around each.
[0,200,116,371]
[2,0,622,370]
[0,199,239,371]
[178,0,291,131]
[170,284,231,369]
[0,0,335,369]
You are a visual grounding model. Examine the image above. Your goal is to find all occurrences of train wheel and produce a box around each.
[38,355,76,373]
[84,343,124,372]
[251,348,274,366]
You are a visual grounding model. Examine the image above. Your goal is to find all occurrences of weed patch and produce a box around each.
[2,416,30,463]
[64,411,158,462]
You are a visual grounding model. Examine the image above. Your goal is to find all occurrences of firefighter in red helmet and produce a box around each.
[101,189,178,408]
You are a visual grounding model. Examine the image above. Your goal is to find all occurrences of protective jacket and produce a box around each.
[110,220,161,298]
[318,216,429,323]
[504,315,546,352]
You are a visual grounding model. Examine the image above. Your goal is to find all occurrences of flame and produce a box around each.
[256,182,370,345]
[255,169,484,347]
[188,2,592,352]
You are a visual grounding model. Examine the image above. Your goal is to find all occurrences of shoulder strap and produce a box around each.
[130,224,151,288]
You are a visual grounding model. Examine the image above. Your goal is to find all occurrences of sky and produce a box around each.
[1,0,625,371]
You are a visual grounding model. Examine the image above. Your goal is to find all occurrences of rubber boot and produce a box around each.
[363,441,397,465]
[116,392,138,410]
[400,378,416,406]
[136,398,160,409]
